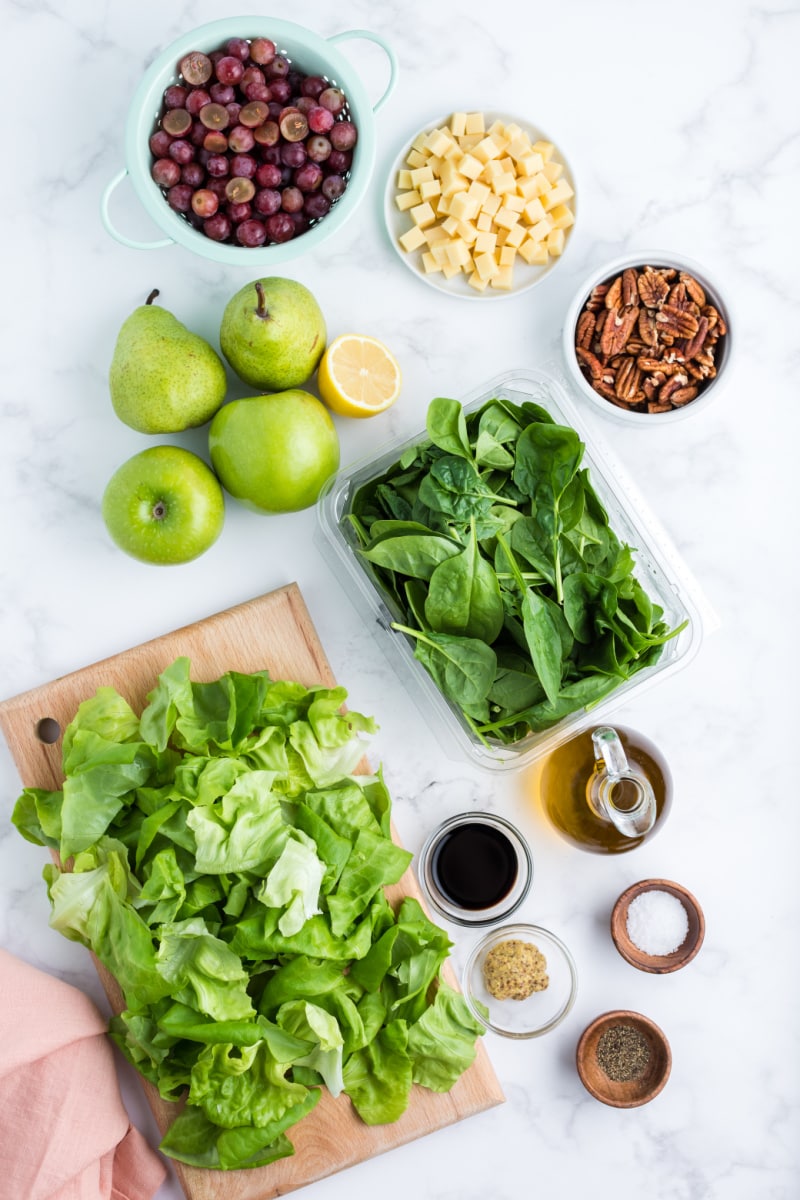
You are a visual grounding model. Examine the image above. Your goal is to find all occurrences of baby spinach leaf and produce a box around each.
[359,532,461,580]
[426,396,472,459]
[424,519,505,643]
[392,624,496,717]
[520,591,565,706]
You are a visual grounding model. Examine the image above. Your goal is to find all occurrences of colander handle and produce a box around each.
[327,30,398,113]
[100,168,176,250]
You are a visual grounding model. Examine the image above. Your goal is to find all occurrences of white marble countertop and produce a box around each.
[2,1,798,1198]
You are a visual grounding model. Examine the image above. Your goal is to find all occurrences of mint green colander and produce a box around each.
[101,16,397,264]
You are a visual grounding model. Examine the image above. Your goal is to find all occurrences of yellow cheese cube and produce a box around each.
[543,159,564,183]
[397,168,413,189]
[549,203,575,230]
[546,228,565,257]
[445,238,471,268]
[504,193,525,213]
[532,139,555,161]
[441,215,460,236]
[473,251,500,280]
[424,127,454,157]
[467,270,490,292]
[449,191,478,220]
[541,178,575,210]
[395,189,421,212]
[474,230,497,255]
[411,132,428,152]
[494,206,520,231]
[422,250,442,274]
[490,264,514,290]
[398,224,427,252]
[459,153,484,180]
[443,138,464,161]
[423,223,450,245]
[528,215,555,241]
[419,179,442,202]
[504,122,523,140]
[431,242,452,265]
[522,196,547,224]
[406,149,430,169]
[499,245,517,267]
[518,237,549,265]
[456,219,478,245]
[481,160,504,181]
[481,191,502,216]
[472,135,502,164]
[467,180,491,207]
[503,222,526,248]
[529,172,551,197]
[505,134,534,161]
[476,210,493,232]
[436,195,451,215]
[491,171,517,196]
[440,162,469,197]
[450,111,467,137]
[516,151,545,178]
[410,201,436,228]
[464,111,485,134]
[457,132,483,152]
[516,175,544,200]
[409,165,434,187]
[441,261,463,279]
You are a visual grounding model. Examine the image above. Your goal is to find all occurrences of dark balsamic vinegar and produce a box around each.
[431,822,518,910]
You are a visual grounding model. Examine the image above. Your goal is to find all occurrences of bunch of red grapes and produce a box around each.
[149,36,358,247]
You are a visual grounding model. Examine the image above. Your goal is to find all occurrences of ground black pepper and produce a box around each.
[596,1024,651,1082]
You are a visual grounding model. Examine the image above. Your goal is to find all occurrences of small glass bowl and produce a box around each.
[463,923,578,1039]
[418,811,532,927]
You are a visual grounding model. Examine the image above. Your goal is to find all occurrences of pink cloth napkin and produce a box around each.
[0,948,167,1200]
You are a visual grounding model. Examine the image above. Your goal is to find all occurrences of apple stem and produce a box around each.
[146,289,160,306]
[254,281,269,320]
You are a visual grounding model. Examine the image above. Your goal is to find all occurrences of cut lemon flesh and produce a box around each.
[318,334,401,418]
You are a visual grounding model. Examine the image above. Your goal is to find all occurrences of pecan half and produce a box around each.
[680,271,706,307]
[600,303,639,356]
[615,358,642,401]
[683,314,709,360]
[621,268,639,307]
[637,267,670,309]
[656,304,700,338]
[576,310,596,350]
[576,345,604,381]
[670,385,699,406]
[604,275,623,310]
[638,308,659,346]
[586,283,609,311]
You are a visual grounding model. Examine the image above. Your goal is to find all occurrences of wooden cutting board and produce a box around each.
[0,582,504,1200]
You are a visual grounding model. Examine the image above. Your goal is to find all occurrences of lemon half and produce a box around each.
[318,334,401,418]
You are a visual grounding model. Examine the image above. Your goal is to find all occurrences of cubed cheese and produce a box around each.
[459,153,484,180]
[518,237,549,265]
[490,264,514,290]
[546,228,565,257]
[503,222,526,248]
[422,250,442,274]
[410,201,436,228]
[474,230,498,254]
[450,111,467,137]
[424,127,455,157]
[549,203,575,230]
[409,165,435,187]
[397,168,413,189]
[473,251,500,280]
[398,224,427,252]
[419,179,442,202]
[464,111,485,134]
[395,189,421,212]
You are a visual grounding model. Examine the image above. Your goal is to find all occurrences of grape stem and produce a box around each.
[146,289,160,306]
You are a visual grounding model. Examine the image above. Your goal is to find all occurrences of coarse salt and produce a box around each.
[626,889,689,956]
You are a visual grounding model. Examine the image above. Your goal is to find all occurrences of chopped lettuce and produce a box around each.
[11,657,484,1171]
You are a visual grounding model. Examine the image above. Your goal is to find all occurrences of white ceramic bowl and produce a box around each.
[383,110,577,300]
[562,251,732,424]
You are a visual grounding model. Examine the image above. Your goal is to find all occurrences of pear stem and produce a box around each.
[254,281,269,320]
[146,289,160,306]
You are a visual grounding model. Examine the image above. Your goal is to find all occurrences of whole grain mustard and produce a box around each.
[483,939,549,1000]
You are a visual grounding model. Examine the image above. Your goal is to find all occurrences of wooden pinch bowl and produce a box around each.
[611,878,705,973]
[576,1010,671,1108]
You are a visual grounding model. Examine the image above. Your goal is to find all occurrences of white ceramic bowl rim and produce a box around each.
[562,249,733,424]
[101,16,397,262]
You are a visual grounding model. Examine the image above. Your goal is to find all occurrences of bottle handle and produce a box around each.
[327,30,399,113]
[100,168,176,251]
[589,727,657,839]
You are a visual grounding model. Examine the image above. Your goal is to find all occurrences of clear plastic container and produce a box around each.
[316,367,709,772]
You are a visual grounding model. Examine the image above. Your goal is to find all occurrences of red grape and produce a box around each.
[226,102,242,125]
[236,218,267,246]
[280,141,306,168]
[327,149,352,173]
[321,173,345,200]
[330,121,357,151]
[253,120,280,147]
[204,212,232,241]
[294,161,323,192]
[185,88,211,116]
[215,55,244,86]
[319,87,345,115]
[308,105,334,134]
[249,38,276,65]
[239,101,269,128]
[209,82,235,105]
[226,37,250,61]
[180,52,212,86]
[304,192,331,221]
[228,125,255,153]
[149,130,173,157]
[265,211,295,242]
[241,66,265,89]
[255,161,282,187]
[167,183,194,211]
[192,188,219,217]
[280,110,308,142]
[164,85,188,109]
[244,82,272,103]
[281,186,304,213]
[254,187,282,216]
[152,157,181,188]
[181,162,205,187]
[300,75,326,99]
[268,78,291,104]
[230,153,257,178]
[306,135,331,163]
[199,103,229,130]
[227,200,252,223]
[203,130,228,153]
[206,154,230,178]
[226,176,256,203]
[266,54,290,78]
[162,108,191,137]
[168,138,195,165]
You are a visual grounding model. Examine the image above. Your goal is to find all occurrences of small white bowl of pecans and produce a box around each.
[562,251,731,423]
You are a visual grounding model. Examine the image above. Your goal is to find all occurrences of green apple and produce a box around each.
[219,277,326,391]
[109,290,227,433]
[102,445,225,564]
[209,390,339,513]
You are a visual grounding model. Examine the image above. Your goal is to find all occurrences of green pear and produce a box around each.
[219,277,326,391]
[109,289,228,433]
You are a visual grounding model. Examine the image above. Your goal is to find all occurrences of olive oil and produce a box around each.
[534,725,672,853]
